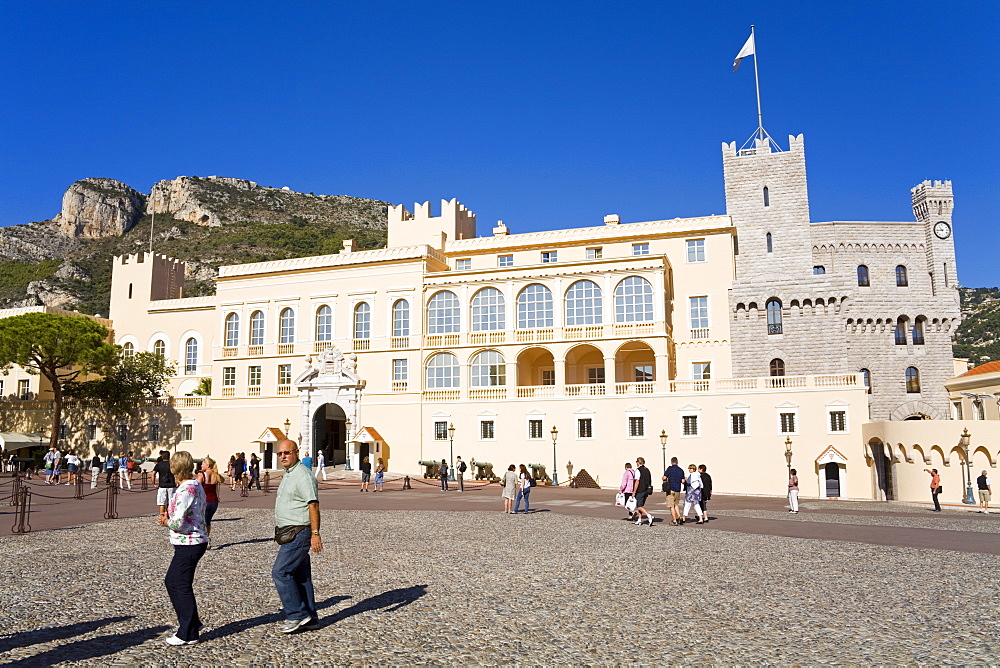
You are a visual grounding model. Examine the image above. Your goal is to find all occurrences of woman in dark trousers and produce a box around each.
[438,459,449,491]
[698,464,712,521]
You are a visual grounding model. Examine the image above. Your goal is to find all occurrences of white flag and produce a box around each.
[733,33,755,72]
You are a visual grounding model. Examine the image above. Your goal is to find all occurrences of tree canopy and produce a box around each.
[65,350,175,419]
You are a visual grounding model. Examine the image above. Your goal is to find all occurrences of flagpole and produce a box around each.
[750,25,764,141]
[148,187,156,254]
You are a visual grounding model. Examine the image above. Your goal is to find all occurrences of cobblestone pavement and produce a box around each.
[1,506,998,666]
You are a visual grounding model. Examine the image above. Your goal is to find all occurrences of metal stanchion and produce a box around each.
[140,471,149,491]
[403,476,411,490]
[105,477,119,519]
[12,487,31,534]
[263,472,271,494]
[74,472,84,500]
[10,473,21,506]
[240,476,249,498]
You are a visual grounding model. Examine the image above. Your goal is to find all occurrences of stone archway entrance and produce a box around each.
[312,403,348,466]
[296,346,365,463]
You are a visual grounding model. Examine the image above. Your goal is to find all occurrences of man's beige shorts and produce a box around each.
[979,490,991,503]
[668,491,682,507]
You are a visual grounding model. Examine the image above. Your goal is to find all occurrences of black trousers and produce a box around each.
[164,542,208,640]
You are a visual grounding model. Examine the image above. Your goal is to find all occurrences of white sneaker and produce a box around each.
[647,514,654,526]
[165,634,198,646]
[635,517,642,525]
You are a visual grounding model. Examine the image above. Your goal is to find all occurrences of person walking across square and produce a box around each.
[153,450,177,518]
[663,457,685,525]
[924,468,942,511]
[437,459,449,491]
[633,457,654,526]
[977,470,991,514]
[698,464,712,521]
[272,439,322,634]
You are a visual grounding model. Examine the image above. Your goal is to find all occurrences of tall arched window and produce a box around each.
[153,339,166,358]
[425,352,459,388]
[470,350,506,386]
[354,303,371,340]
[895,265,908,287]
[471,288,504,331]
[279,308,295,344]
[250,311,265,346]
[392,300,410,337]
[857,265,870,287]
[766,232,773,253]
[517,284,554,329]
[912,317,925,345]
[224,313,240,347]
[769,358,785,376]
[122,341,135,357]
[905,366,920,393]
[184,338,198,375]
[614,276,654,323]
[315,305,333,342]
[894,317,908,345]
[860,368,871,393]
[766,298,782,334]
[565,280,603,325]
[762,186,770,207]
[427,290,460,334]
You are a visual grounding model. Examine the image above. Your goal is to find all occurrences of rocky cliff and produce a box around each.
[56,178,146,238]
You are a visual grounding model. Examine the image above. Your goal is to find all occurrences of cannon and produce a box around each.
[418,460,441,478]
[529,463,551,484]
[470,460,497,481]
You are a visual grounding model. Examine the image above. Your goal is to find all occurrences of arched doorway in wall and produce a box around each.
[815,445,848,499]
[311,403,348,466]
[614,341,655,386]
[516,347,555,390]
[565,344,605,387]
[869,439,895,500]
[824,462,841,497]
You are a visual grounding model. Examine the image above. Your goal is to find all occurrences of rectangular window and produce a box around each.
[18,379,30,399]
[277,364,292,386]
[577,418,593,438]
[829,411,846,432]
[587,367,605,384]
[0,380,4,397]
[455,259,471,271]
[586,247,602,260]
[148,423,161,442]
[689,296,709,330]
[628,416,645,437]
[975,401,985,421]
[393,359,408,381]
[730,413,747,435]
[181,424,193,441]
[634,365,653,382]
[86,423,98,441]
[692,362,711,381]
[686,239,706,262]
[632,243,649,256]
[59,423,69,439]
[498,254,513,267]
[813,266,826,275]
[480,420,495,440]
[541,251,557,263]
[780,412,796,433]
[434,421,448,440]
[541,369,555,386]
[116,423,129,442]
[682,415,699,436]
[952,402,964,420]
[248,366,262,387]
[222,367,236,386]
[528,419,543,439]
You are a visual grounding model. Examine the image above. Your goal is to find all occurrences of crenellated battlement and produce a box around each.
[387,198,476,249]
[911,180,954,222]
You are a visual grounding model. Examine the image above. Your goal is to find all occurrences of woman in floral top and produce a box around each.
[157,451,208,646]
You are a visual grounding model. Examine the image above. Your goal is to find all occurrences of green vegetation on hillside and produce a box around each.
[0,259,62,303]
[954,286,1000,365]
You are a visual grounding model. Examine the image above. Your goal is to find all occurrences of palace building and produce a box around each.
[4,133,995,503]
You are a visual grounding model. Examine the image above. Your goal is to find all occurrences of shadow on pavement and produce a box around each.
[203,594,350,640]
[213,537,272,551]
[8,624,170,666]
[318,584,428,629]
[0,615,133,654]
[211,517,243,522]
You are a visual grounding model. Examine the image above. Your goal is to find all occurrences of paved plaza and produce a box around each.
[0,476,998,665]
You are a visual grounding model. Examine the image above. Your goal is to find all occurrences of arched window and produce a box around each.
[895,265,908,287]
[471,288,504,331]
[153,340,166,358]
[279,308,295,344]
[354,303,371,340]
[912,318,925,345]
[122,341,135,357]
[894,317,908,345]
[614,276,654,323]
[763,186,770,207]
[857,265,870,287]
[425,352,459,388]
[517,284,554,329]
[392,300,410,337]
[184,338,198,375]
[565,280,603,325]
[766,298,782,334]
[766,232,773,253]
[315,305,333,342]
[860,368,871,393]
[224,313,240,347]
[470,350,506,386]
[905,366,920,393]
[250,311,265,346]
[428,290,460,334]
[769,358,785,377]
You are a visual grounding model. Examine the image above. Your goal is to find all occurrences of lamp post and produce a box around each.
[448,423,456,481]
[660,430,668,473]
[784,436,793,478]
[344,416,352,471]
[550,426,559,486]
[961,428,975,505]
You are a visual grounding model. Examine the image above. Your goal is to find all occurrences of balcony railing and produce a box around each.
[392,381,408,392]
[277,343,295,355]
[422,390,460,401]
[248,345,264,356]
[221,387,235,397]
[565,383,606,397]
[175,397,205,408]
[248,386,261,397]
[468,331,506,345]
[277,385,292,396]
[613,323,654,336]
[515,328,554,343]
[470,387,507,400]
[690,328,710,340]
[222,347,238,357]
[614,382,655,395]
[353,339,371,351]
[516,386,556,398]
[314,341,333,353]
[391,336,410,349]
[426,334,460,347]
[564,325,605,340]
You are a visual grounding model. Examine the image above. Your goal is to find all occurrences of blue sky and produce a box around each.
[2,1,997,286]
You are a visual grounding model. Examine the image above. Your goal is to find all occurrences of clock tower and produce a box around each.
[912,180,958,299]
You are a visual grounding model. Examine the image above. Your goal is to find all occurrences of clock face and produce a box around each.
[934,221,951,239]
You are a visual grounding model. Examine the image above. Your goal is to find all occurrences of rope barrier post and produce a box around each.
[141,471,149,491]
[105,476,119,519]
[12,487,31,534]
[11,473,21,506]
[403,476,411,490]
[74,471,84,500]
[240,476,249,498]
[263,472,271,494]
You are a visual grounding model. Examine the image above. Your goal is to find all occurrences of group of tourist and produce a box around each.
[500,463,535,513]
[617,457,714,526]
[226,452,261,491]
[159,439,321,645]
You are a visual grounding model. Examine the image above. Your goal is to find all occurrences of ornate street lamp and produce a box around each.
[660,430,668,473]
[550,426,559,486]
[961,428,975,505]
[283,418,291,439]
[448,423,456,481]
[344,415,353,471]
[784,437,793,477]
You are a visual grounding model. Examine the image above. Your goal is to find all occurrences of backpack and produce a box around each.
[528,476,536,488]
[459,461,467,473]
